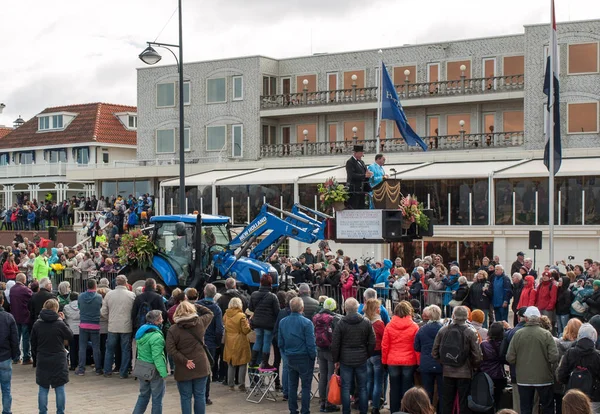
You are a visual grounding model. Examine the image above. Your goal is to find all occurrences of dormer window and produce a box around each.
[128,115,137,129]
[115,112,138,131]
[37,112,76,132]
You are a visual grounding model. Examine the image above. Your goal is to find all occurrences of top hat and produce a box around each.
[353,145,364,152]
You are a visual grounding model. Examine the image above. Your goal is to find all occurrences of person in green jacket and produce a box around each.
[132,309,168,414]
[33,248,50,281]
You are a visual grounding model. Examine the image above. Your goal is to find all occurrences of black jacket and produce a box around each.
[557,338,600,401]
[345,156,369,193]
[216,289,249,315]
[299,294,320,321]
[249,287,280,330]
[453,283,470,307]
[289,269,306,284]
[130,288,167,331]
[331,313,376,367]
[28,288,56,326]
[323,271,342,287]
[512,280,524,312]
[0,308,18,362]
[556,279,573,315]
[586,290,600,316]
[469,280,492,310]
[31,309,73,388]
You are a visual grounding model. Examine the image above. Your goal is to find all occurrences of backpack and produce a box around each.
[567,365,594,397]
[468,372,495,412]
[313,312,334,348]
[136,301,153,330]
[439,324,468,367]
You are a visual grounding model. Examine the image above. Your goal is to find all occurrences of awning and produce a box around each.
[297,163,422,184]
[160,169,256,187]
[394,160,523,180]
[494,158,597,179]
[216,166,336,186]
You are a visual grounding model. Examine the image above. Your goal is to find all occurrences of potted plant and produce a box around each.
[317,177,349,212]
[116,229,157,270]
[399,194,430,231]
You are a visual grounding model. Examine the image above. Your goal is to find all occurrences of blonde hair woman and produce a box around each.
[223,297,252,391]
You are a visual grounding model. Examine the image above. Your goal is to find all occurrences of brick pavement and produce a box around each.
[10,363,324,413]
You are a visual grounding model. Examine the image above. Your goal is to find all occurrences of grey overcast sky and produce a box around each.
[0,0,598,125]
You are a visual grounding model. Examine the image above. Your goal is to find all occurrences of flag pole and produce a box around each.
[548,0,555,266]
[376,50,383,152]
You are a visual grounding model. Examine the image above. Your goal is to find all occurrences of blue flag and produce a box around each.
[381,62,427,151]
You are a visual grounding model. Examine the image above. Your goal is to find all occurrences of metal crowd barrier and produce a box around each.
[50,268,120,293]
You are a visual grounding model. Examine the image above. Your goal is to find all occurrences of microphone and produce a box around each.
[390,168,397,178]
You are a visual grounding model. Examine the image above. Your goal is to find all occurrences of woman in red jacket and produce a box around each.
[517,275,537,309]
[381,300,419,414]
[2,253,18,280]
[536,270,558,322]
[365,298,385,414]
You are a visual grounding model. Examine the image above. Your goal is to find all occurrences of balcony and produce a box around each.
[260,131,524,158]
[0,162,67,179]
[260,74,524,111]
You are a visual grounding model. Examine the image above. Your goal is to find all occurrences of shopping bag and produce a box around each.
[327,373,342,405]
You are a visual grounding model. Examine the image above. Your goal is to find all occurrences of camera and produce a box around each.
[568,255,575,261]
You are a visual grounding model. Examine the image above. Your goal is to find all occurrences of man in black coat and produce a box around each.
[28,278,55,326]
[216,278,248,314]
[130,278,167,333]
[345,145,373,210]
[0,293,18,414]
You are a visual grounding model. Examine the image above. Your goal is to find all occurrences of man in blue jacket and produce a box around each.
[197,283,223,406]
[490,264,513,322]
[76,279,103,375]
[0,293,18,414]
[279,297,316,414]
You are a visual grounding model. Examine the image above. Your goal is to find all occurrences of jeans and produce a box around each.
[252,328,272,354]
[421,372,443,414]
[481,309,489,328]
[557,314,570,338]
[317,350,335,404]
[366,355,383,410]
[388,365,415,413]
[16,324,31,362]
[281,354,289,398]
[287,355,314,414]
[442,377,471,414]
[104,332,132,377]
[177,376,208,414]
[340,363,368,414]
[69,336,79,370]
[78,328,102,373]
[0,359,12,414]
[38,385,65,414]
[518,385,554,414]
[494,306,508,322]
[133,377,165,414]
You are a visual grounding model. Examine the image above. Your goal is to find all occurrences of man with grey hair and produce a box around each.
[298,283,319,321]
[102,274,135,378]
[332,297,375,414]
[432,305,482,414]
[490,264,512,322]
[216,277,248,314]
[358,288,390,324]
[507,306,558,414]
[197,283,224,405]
[511,272,524,327]
[279,297,316,414]
[28,277,55,332]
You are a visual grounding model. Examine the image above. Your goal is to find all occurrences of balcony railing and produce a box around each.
[0,162,67,178]
[260,131,524,158]
[260,74,524,109]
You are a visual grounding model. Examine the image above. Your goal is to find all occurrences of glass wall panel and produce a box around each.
[389,241,423,271]
[423,241,457,266]
[299,184,320,212]
[558,177,583,225]
[217,184,294,225]
[583,176,600,224]
[459,241,494,279]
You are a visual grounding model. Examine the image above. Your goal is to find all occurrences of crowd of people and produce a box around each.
[0,239,599,414]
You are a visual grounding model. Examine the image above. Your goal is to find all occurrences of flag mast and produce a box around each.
[548,0,556,266]
[376,50,383,152]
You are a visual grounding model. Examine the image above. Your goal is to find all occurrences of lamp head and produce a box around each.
[303,129,309,136]
[351,74,358,81]
[404,69,410,77]
[352,126,358,133]
[139,45,162,65]
[302,79,309,86]
[459,120,465,127]
[460,64,467,72]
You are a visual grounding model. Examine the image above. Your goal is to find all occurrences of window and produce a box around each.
[19,152,33,165]
[568,102,599,134]
[184,128,190,151]
[128,115,137,129]
[503,111,524,132]
[156,129,175,153]
[568,43,599,74]
[503,56,524,76]
[262,125,277,145]
[102,151,109,164]
[262,76,277,95]
[232,125,243,157]
[75,147,89,164]
[233,76,243,100]
[52,115,63,129]
[157,82,175,107]
[207,126,226,151]
[343,70,365,88]
[39,116,50,130]
[183,81,190,105]
[0,154,8,166]
[207,78,226,103]
[47,149,67,163]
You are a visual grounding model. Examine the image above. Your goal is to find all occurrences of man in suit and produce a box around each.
[345,145,373,209]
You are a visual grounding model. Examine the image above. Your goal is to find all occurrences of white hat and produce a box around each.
[523,306,541,318]
[325,251,335,257]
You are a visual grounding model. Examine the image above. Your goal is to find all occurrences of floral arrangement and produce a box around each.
[50,263,65,272]
[399,194,429,230]
[117,229,157,269]
[317,177,349,210]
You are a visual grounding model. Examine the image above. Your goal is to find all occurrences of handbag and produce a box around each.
[327,373,342,405]
[571,300,588,314]
[132,359,157,381]
[183,328,215,367]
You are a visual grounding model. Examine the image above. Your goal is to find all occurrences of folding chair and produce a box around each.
[246,368,278,404]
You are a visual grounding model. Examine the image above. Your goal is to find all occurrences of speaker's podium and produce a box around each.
[371,179,401,210]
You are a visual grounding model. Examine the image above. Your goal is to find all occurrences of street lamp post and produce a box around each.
[139,0,186,215]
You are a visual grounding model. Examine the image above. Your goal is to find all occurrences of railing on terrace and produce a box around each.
[260,131,524,158]
[260,74,524,109]
[0,162,67,178]
[50,269,119,294]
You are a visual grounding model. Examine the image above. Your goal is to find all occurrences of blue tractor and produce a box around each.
[129,203,329,292]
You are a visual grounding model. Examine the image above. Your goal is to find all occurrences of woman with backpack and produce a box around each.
[479,322,507,412]
[414,305,444,414]
[312,297,341,413]
[557,323,600,412]
[248,274,280,369]
[364,298,385,414]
